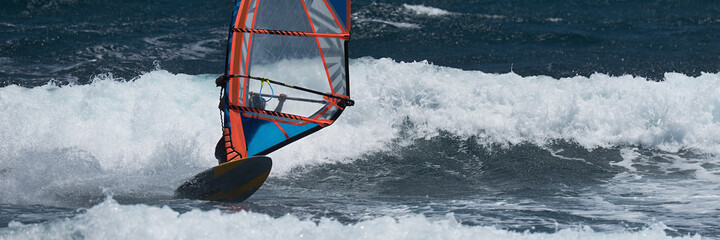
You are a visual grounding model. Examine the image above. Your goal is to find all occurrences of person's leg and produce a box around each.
[214,137,227,164]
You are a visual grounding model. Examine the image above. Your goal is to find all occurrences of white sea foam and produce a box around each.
[0,198,701,240]
[402,4,454,17]
[598,147,720,224]
[611,147,639,172]
[343,58,720,154]
[2,58,720,205]
[356,18,421,29]
[0,71,219,205]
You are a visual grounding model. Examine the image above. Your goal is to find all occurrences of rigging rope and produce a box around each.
[258,79,274,102]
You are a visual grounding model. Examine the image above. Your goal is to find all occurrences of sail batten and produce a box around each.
[221,0,351,160]
[232,28,350,40]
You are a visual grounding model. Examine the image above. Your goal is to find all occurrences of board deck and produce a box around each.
[175,156,272,202]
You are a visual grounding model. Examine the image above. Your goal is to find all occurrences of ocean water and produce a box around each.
[1,0,719,239]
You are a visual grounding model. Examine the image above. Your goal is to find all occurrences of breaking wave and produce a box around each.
[1,58,719,206]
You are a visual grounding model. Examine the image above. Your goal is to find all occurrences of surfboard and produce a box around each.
[175,156,272,202]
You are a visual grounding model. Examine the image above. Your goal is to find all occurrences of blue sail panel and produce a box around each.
[243,117,319,157]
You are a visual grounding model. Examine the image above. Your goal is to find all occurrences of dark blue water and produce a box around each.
[352,0,720,79]
[3,0,720,86]
[1,0,719,239]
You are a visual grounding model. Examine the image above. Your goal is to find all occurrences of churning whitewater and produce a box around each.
[3,0,720,238]
[0,197,699,240]
[1,59,718,238]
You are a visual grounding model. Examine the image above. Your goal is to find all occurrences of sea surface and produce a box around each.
[1,0,720,239]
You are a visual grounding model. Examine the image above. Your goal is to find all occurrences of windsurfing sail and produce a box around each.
[218,0,353,161]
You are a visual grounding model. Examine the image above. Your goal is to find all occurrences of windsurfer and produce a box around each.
[247,92,288,112]
[215,90,287,164]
